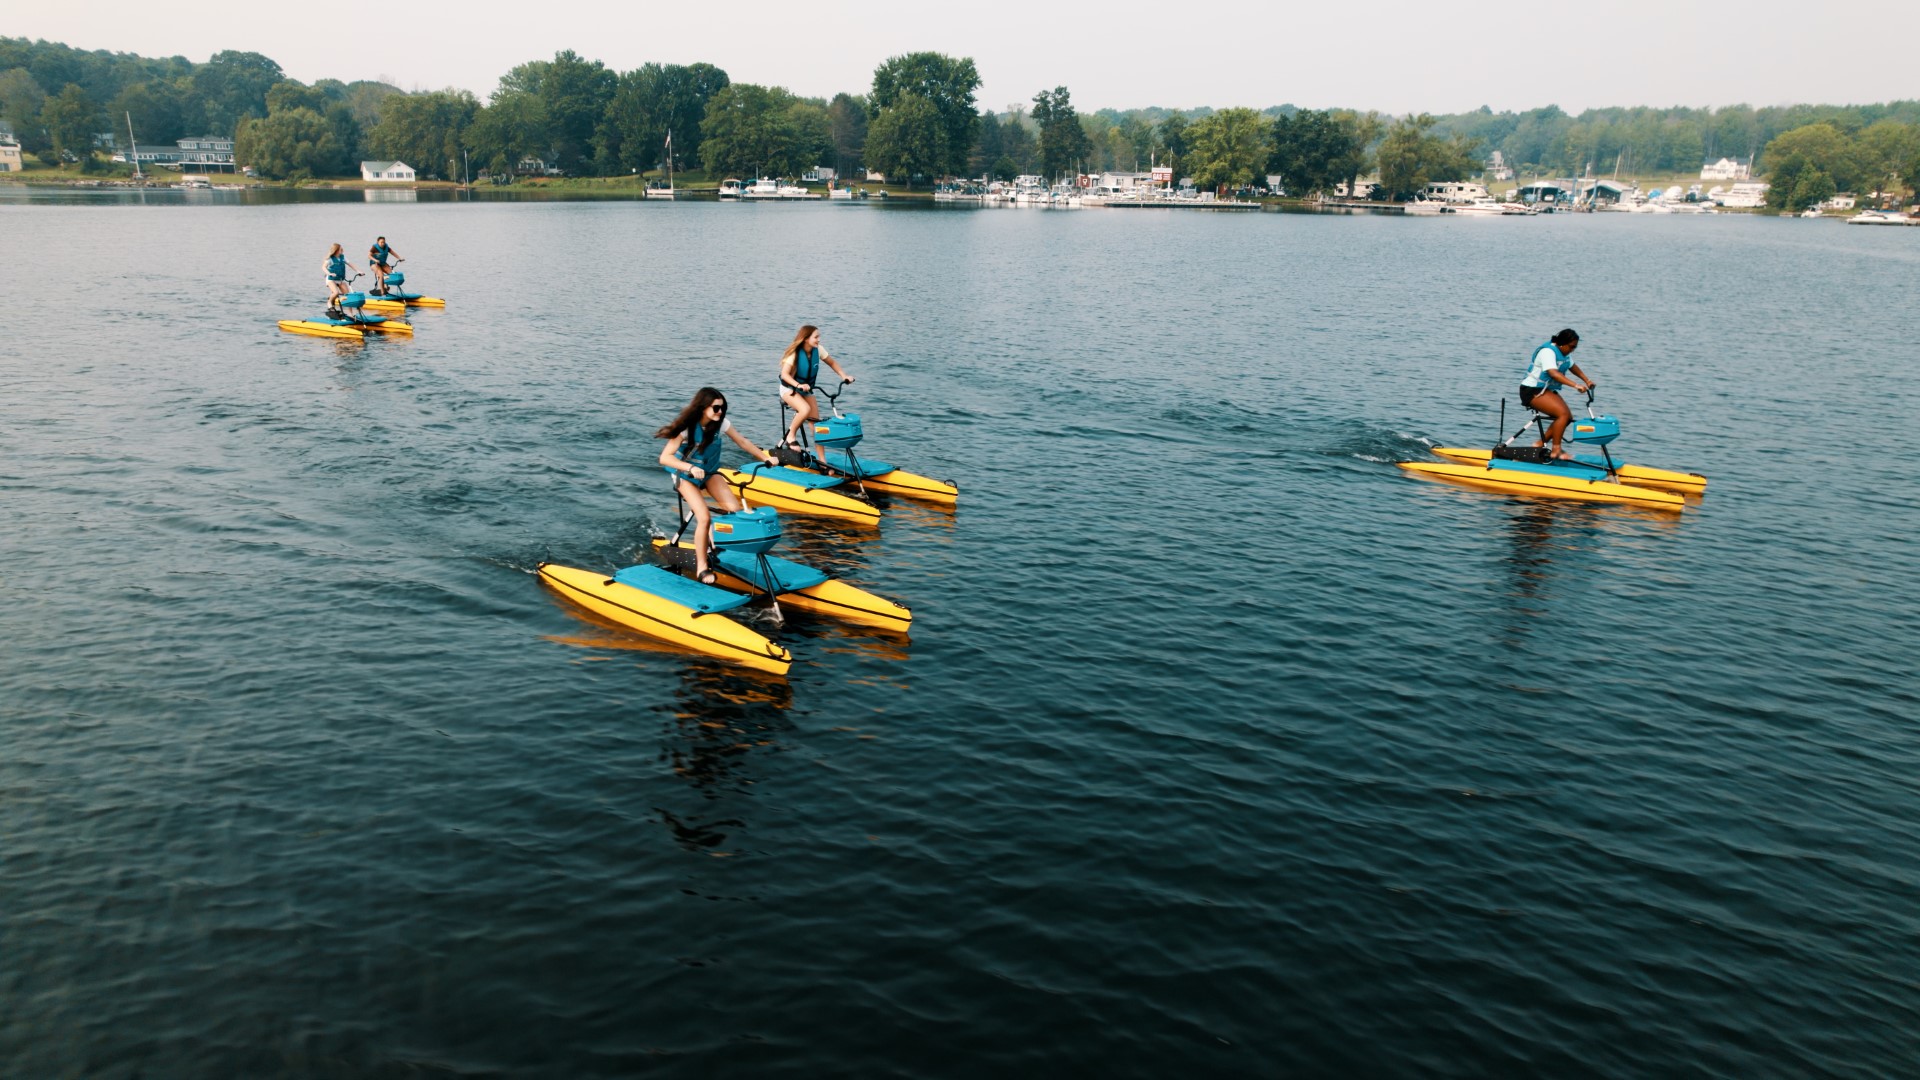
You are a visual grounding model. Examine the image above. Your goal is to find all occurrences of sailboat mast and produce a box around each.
[126,111,142,180]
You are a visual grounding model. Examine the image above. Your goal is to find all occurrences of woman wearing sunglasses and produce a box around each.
[656,387,780,584]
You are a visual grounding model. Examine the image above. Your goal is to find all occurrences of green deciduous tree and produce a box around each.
[1032,86,1091,179]
[869,52,979,177]
[366,89,479,180]
[108,80,184,146]
[1334,110,1382,196]
[786,99,832,173]
[191,50,282,135]
[469,91,547,177]
[1184,107,1271,190]
[1268,108,1355,195]
[1157,114,1189,177]
[605,62,729,174]
[863,92,946,186]
[1762,122,1866,193]
[1376,113,1479,199]
[1764,153,1836,211]
[235,106,343,179]
[41,83,102,160]
[495,50,614,175]
[0,67,48,150]
[829,92,868,177]
[700,82,816,178]
[1116,115,1155,171]
[266,80,329,116]
[1855,119,1919,198]
[340,81,401,130]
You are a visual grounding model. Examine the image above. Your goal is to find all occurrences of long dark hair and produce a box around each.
[1551,328,1580,347]
[655,386,727,445]
[781,324,819,363]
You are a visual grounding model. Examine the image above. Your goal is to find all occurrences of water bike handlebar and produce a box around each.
[723,458,781,492]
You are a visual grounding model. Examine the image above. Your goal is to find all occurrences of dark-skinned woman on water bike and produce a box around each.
[1519,328,1596,460]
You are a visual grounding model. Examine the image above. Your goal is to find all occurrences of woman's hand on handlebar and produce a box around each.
[688,466,706,481]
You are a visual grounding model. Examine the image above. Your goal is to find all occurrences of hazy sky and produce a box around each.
[10,1,1915,115]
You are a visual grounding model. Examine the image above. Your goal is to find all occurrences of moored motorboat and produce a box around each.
[1848,208,1919,225]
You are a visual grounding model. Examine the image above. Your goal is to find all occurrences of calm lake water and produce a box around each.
[3,187,1917,1077]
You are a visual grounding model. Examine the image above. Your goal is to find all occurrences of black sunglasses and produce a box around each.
[708,401,728,412]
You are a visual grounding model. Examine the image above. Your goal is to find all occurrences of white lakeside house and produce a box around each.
[1701,158,1751,181]
[361,161,417,183]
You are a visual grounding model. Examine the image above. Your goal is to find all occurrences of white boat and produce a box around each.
[776,182,819,200]
[743,178,780,199]
[179,174,211,189]
[1799,206,1822,218]
[644,183,674,200]
[1403,195,1452,215]
[1848,209,1919,225]
[1714,182,1769,209]
[1422,180,1493,204]
[718,178,743,200]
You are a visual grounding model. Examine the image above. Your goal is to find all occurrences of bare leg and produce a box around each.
[675,477,715,580]
[781,390,816,448]
[1535,391,1573,458]
[703,473,742,514]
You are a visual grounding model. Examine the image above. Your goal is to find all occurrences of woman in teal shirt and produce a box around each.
[1518,328,1595,460]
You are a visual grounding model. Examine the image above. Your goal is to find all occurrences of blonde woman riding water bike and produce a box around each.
[778,324,853,452]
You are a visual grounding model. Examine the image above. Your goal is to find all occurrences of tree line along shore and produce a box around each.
[4,36,1917,212]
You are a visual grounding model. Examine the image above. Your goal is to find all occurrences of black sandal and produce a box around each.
[696,568,717,585]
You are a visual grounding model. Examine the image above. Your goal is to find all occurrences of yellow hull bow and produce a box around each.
[1430,448,1706,493]
[1398,461,1686,509]
[277,319,364,339]
[537,562,792,675]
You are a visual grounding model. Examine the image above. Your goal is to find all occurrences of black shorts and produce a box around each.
[1519,384,1558,408]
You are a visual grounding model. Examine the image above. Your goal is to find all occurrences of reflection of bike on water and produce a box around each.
[655,661,794,853]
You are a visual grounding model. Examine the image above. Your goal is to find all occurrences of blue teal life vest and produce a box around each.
[1521,341,1568,389]
[793,346,820,388]
[371,243,392,265]
[327,254,347,281]
[677,423,723,478]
